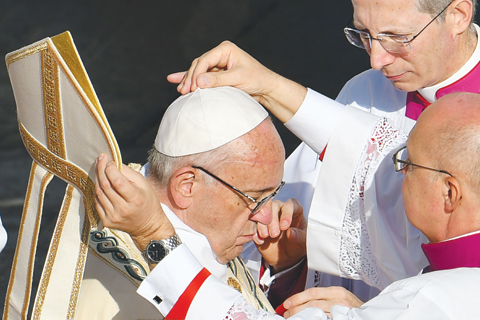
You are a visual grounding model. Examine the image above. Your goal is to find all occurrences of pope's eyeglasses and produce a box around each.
[192,166,285,215]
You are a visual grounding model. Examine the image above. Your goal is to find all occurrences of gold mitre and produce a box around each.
[4,32,159,319]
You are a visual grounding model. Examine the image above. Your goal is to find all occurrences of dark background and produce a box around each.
[0,0,372,313]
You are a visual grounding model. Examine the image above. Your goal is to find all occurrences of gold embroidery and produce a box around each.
[18,122,99,226]
[23,170,53,318]
[5,42,48,66]
[67,200,91,319]
[3,162,37,316]
[41,47,66,160]
[7,34,122,318]
[227,257,274,313]
[48,32,121,167]
[4,164,52,319]
[227,277,242,293]
[33,185,74,319]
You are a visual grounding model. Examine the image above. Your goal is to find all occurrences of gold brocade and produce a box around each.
[4,32,153,320]
[50,31,121,166]
[5,42,47,66]
[32,185,74,319]
[19,122,99,227]
[227,277,242,293]
[67,207,90,320]
[227,257,275,313]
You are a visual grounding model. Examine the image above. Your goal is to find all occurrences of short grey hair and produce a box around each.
[417,0,476,26]
[147,136,245,188]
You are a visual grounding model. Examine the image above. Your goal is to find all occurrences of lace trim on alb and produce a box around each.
[338,117,407,287]
[224,297,270,320]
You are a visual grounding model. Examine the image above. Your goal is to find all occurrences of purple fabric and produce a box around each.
[406,91,430,120]
[421,233,480,271]
[436,60,480,98]
[406,60,480,120]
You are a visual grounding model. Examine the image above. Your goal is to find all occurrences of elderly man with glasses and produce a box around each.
[164,0,480,313]
[128,92,480,320]
[95,86,308,317]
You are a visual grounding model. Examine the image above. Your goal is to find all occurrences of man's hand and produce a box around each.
[167,41,307,123]
[282,287,364,318]
[94,153,175,251]
[254,198,307,273]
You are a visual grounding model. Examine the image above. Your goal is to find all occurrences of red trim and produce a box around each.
[319,145,327,161]
[166,268,211,320]
[276,303,287,315]
[259,260,266,280]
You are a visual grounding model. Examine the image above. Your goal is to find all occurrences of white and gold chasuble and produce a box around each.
[4,32,158,319]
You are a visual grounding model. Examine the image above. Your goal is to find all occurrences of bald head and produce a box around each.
[412,92,480,192]
[403,93,480,241]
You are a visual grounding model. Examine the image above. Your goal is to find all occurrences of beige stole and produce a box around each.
[227,257,275,313]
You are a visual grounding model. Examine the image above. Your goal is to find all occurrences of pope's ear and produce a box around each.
[169,167,196,209]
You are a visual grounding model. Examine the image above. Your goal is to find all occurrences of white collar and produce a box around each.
[443,229,480,242]
[161,204,228,280]
[418,24,480,103]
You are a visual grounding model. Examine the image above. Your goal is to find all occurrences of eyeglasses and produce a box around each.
[392,146,452,176]
[192,166,285,215]
[344,1,453,53]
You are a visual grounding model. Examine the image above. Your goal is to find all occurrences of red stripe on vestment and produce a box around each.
[165,268,211,320]
[319,146,327,161]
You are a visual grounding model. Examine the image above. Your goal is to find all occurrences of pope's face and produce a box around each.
[352,0,460,92]
[185,120,285,264]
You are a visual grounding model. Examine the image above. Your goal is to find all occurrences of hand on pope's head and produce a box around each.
[254,198,307,273]
[167,41,273,100]
[94,153,175,250]
[167,41,307,123]
[282,286,364,318]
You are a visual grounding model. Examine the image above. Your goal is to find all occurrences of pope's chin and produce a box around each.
[216,245,245,264]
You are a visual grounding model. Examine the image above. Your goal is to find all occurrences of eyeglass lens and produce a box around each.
[251,181,285,215]
[344,28,410,53]
[394,147,409,172]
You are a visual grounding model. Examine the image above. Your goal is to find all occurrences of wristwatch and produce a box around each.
[141,234,182,264]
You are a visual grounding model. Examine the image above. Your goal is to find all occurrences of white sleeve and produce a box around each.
[285,88,345,155]
[139,243,329,320]
[0,214,7,253]
[137,244,240,318]
[307,106,428,289]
